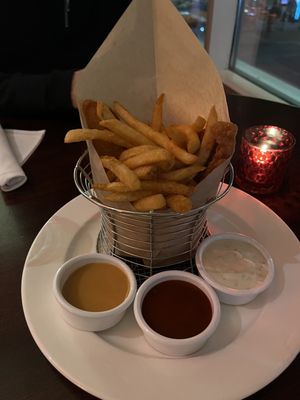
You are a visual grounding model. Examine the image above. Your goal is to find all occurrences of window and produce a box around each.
[172,0,209,46]
[173,0,300,105]
[230,0,300,105]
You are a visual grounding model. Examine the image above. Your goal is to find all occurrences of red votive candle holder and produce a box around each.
[235,125,296,194]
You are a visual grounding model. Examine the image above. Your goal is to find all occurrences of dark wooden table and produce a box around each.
[0,95,299,400]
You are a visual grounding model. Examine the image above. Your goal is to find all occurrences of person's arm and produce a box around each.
[0,70,76,115]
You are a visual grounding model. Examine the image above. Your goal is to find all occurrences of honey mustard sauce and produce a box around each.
[62,263,129,312]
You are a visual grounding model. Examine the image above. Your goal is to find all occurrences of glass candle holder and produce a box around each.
[235,125,296,195]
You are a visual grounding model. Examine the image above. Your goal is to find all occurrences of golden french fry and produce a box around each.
[204,121,238,176]
[169,125,200,154]
[72,96,236,214]
[104,103,116,119]
[96,101,104,120]
[165,126,186,148]
[92,140,124,158]
[96,101,117,120]
[81,100,123,157]
[140,180,194,196]
[133,165,158,180]
[106,170,116,182]
[105,190,154,202]
[166,195,192,213]
[100,156,141,191]
[64,128,132,148]
[173,159,186,169]
[82,99,101,129]
[214,121,238,152]
[113,101,198,165]
[159,163,205,182]
[198,105,218,165]
[133,194,166,212]
[119,145,158,162]
[93,182,131,192]
[99,119,155,147]
[156,159,175,172]
[151,93,165,132]
[192,115,206,133]
[123,148,174,170]
[160,124,169,137]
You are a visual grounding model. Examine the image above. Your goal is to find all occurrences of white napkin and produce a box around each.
[0,125,45,192]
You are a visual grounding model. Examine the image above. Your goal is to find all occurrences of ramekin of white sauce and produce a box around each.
[195,233,275,305]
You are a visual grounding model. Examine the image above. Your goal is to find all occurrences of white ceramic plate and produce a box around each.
[21,187,300,400]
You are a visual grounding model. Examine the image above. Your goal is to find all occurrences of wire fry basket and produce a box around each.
[74,151,234,286]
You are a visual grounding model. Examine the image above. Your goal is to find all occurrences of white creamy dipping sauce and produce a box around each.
[202,239,269,290]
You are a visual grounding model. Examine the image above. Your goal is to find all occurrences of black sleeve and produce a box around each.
[0,70,75,116]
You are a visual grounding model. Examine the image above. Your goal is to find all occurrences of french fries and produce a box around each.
[104,190,154,202]
[123,148,174,169]
[93,181,135,192]
[197,105,218,164]
[82,99,101,129]
[167,125,200,154]
[192,115,206,133]
[159,163,205,182]
[64,128,132,148]
[133,194,166,212]
[119,145,158,161]
[65,94,237,212]
[94,179,194,196]
[96,101,116,120]
[81,99,123,157]
[100,156,141,191]
[165,126,186,148]
[204,121,238,176]
[113,101,199,165]
[151,93,165,132]
[99,119,155,147]
[133,165,158,180]
[166,195,192,213]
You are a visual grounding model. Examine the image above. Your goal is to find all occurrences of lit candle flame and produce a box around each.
[254,145,271,165]
[260,144,269,152]
[266,126,279,137]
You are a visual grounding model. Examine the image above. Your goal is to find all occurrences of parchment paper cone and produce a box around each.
[75,0,234,266]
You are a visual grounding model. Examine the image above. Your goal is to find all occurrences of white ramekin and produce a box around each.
[134,270,220,357]
[53,253,137,331]
[195,232,275,305]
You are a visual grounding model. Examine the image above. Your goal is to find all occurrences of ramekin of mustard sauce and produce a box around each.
[53,253,136,331]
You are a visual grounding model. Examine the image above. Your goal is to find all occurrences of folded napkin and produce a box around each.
[0,125,45,192]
